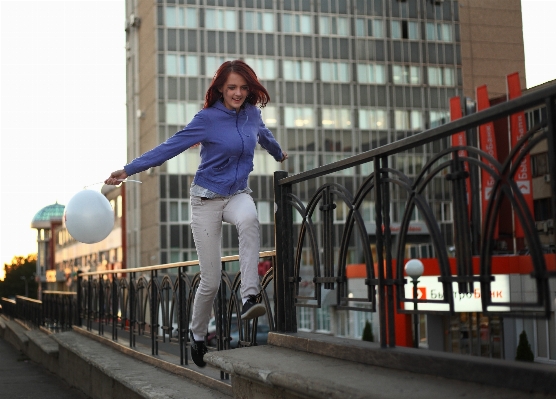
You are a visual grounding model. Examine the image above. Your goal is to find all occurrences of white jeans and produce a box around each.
[189,193,261,340]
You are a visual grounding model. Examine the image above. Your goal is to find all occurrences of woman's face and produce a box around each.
[219,72,249,112]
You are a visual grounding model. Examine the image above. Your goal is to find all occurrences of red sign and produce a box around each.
[450,96,471,219]
[476,85,499,239]
[507,72,534,239]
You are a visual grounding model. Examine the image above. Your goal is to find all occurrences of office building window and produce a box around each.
[322,108,351,129]
[357,63,386,84]
[205,56,228,75]
[531,153,549,177]
[166,101,199,126]
[166,6,197,28]
[395,110,423,130]
[166,54,198,76]
[283,60,314,81]
[319,16,349,36]
[321,61,350,82]
[282,13,312,34]
[244,10,274,32]
[359,109,388,130]
[426,22,453,42]
[391,20,419,40]
[261,106,278,127]
[205,8,237,30]
[285,106,315,127]
[244,58,276,80]
[355,18,384,38]
[392,65,420,85]
[428,66,455,86]
[257,201,272,224]
[430,111,450,128]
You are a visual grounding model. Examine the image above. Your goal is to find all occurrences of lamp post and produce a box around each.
[405,259,424,348]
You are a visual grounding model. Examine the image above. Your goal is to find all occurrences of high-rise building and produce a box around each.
[123,0,526,271]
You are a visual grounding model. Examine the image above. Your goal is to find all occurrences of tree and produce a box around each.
[515,330,534,362]
[0,255,38,299]
[362,320,374,342]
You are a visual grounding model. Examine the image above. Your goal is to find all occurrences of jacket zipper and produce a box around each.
[229,111,245,195]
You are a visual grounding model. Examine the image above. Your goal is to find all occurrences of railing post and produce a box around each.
[178,266,186,365]
[151,269,158,356]
[112,274,118,341]
[129,271,135,348]
[375,157,388,348]
[274,171,296,332]
[77,271,82,327]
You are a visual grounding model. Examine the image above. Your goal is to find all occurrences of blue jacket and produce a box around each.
[124,101,283,196]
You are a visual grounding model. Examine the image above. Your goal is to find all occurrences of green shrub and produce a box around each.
[515,330,534,362]
[362,320,374,342]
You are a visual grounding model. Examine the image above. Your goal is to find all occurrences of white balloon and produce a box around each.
[64,190,114,244]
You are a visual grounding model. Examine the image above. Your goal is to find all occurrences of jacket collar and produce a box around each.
[213,99,250,115]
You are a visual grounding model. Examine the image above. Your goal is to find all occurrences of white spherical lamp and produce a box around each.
[405,259,424,278]
[64,190,114,244]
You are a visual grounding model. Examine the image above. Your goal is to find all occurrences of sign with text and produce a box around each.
[404,274,510,312]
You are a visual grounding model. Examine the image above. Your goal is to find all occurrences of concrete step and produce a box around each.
[1,316,232,399]
[205,332,556,399]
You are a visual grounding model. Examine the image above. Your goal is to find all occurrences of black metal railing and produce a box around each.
[0,297,16,319]
[273,82,556,348]
[76,250,275,375]
[1,293,77,331]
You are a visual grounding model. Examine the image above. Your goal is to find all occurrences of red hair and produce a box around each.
[204,60,270,109]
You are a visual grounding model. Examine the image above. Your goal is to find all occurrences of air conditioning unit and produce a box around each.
[545,174,551,183]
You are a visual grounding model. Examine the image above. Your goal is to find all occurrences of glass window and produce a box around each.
[205,56,228,76]
[426,22,453,42]
[244,11,274,32]
[373,20,384,38]
[283,13,312,34]
[357,63,386,84]
[169,202,179,221]
[392,65,420,85]
[166,101,199,126]
[430,111,449,128]
[321,61,350,82]
[320,16,349,35]
[391,20,419,40]
[285,106,315,128]
[283,60,313,81]
[355,18,365,36]
[180,201,190,222]
[245,57,276,80]
[322,108,351,129]
[359,109,388,130]
[205,8,236,30]
[166,54,198,76]
[428,66,455,86]
[261,106,278,127]
[355,18,383,38]
[166,6,197,28]
[395,110,423,130]
[257,201,271,223]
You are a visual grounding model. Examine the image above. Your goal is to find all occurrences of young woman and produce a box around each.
[105,60,287,367]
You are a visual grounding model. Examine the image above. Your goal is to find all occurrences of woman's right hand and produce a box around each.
[104,169,128,185]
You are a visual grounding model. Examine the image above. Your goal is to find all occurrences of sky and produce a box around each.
[1,0,555,278]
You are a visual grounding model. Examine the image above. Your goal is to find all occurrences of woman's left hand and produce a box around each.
[280,151,288,163]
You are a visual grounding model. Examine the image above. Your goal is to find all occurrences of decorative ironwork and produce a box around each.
[273,83,556,347]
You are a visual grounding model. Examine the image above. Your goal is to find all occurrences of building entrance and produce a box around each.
[443,313,503,359]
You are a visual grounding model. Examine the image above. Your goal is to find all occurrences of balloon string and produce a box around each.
[83,179,142,189]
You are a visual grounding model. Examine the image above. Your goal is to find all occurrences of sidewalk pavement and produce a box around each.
[0,335,89,399]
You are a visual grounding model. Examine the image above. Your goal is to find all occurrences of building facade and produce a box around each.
[123,0,534,354]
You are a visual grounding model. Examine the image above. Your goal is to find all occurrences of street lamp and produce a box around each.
[405,259,424,348]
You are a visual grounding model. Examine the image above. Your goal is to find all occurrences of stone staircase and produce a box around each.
[2,314,555,398]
